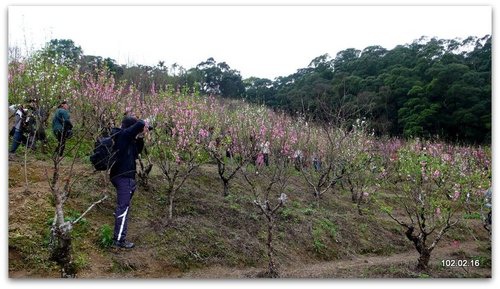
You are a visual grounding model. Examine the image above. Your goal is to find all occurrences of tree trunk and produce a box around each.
[217,160,227,197]
[222,179,230,197]
[168,189,174,220]
[50,223,76,278]
[351,192,358,203]
[416,248,431,271]
[266,217,279,277]
[356,192,364,215]
[50,167,76,278]
[314,190,321,208]
[138,162,153,191]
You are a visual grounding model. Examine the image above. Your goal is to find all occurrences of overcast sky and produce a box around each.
[8,5,491,80]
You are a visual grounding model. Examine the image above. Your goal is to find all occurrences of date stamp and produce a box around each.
[441,259,480,267]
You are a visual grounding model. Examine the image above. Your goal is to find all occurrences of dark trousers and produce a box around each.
[111,177,136,242]
[54,130,67,156]
[9,129,23,153]
[313,160,321,172]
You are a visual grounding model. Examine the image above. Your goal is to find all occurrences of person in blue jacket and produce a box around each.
[110,116,149,249]
[52,100,73,157]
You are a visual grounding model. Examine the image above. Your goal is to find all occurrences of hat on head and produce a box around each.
[121,116,138,129]
[58,100,68,108]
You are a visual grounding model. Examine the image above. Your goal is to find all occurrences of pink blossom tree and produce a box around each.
[8,54,115,277]
[240,111,297,277]
[342,119,378,214]
[380,139,491,270]
[203,102,261,196]
[146,92,209,221]
[298,123,348,207]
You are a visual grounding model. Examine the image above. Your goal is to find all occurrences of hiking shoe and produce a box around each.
[112,240,135,249]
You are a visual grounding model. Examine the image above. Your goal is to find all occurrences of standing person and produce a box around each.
[312,152,322,172]
[52,100,73,157]
[261,140,270,166]
[293,149,303,171]
[484,187,492,231]
[8,103,27,159]
[110,116,148,249]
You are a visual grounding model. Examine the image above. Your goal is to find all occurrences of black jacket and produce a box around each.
[110,120,145,179]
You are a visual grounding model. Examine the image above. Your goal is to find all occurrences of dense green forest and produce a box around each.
[14,35,491,143]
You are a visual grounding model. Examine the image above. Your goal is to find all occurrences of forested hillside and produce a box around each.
[10,35,491,143]
[259,36,491,143]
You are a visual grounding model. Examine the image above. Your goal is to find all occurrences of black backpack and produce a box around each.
[90,128,121,171]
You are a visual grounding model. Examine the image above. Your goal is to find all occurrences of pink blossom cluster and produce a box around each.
[171,103,200,150]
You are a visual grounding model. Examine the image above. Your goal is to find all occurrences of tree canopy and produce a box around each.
[11,35,491,144]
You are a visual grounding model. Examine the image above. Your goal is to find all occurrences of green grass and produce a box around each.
[99,224,114,248]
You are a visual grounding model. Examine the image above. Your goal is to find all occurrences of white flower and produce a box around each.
[278,193,288,204]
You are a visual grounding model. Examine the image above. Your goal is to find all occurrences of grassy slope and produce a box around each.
[8,155,491,278]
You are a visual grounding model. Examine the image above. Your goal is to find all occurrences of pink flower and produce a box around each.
[452,190,460,201]
[435,207,441,217]
[198,128,209,139]
[432,170,441,178]
[259,124,267,138]
[442,153,452,162]
[256,153,264,166]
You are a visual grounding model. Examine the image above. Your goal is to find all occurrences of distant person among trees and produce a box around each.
[110,116,149,249]
[312,152,322,172]
[484,186,492,231]
[260,140,270,166]
[8,102,28,159]
[293,149,304,171]
[52,100,73,157]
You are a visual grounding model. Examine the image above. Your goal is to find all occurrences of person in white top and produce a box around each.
[293,149,303,171]
[260,141,270,166]
[9,103,28,158]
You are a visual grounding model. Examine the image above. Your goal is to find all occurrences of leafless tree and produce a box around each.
[242,157,289,277]
[47,125,107,277]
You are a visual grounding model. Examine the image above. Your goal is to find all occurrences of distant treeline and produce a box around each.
[28,35,491,143]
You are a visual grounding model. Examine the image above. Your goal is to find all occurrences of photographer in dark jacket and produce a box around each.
[110,116,148,249]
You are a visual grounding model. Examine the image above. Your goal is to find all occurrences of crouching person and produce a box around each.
[110,116,149,249]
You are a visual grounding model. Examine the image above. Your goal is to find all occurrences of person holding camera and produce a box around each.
[110,115,149,249]
[52,100,73,157]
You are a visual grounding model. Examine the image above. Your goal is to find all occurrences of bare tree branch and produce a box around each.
[71,195,109,225]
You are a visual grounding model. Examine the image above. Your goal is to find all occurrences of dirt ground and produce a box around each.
[8,157,492,279]
[181,239,490,278]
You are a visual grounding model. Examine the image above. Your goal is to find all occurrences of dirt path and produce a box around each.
[181,240,489,278]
